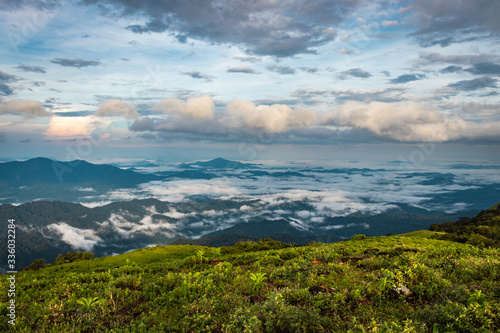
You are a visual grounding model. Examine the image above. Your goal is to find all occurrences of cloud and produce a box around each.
[45,116,106,137]
[416,53,500,66]
[46,222,102,251]
[390,74,426,84]
[291,87,407,104]
[299,67,319,73]
[440,65,463,74]
[130,98,318,140]
[181,51,195,58]
[0,70,19,97]
[50,58,101,68]
[154,95,214,119]
[234,56,261,63]
[181,71,215,82]
[96,99,139,119]
[323,101,500,142]
[129,117,160,132]
[447,77,498,91]
[464,62,500,76]
[14,64,46,73]
[381,20,398,27]
[0,0,59,10]
[340,68,372,79]
[139,179,241,202]
[267,64,296,75]
[0,99,52,118]
[224,100,317,133]
[0,70,19,82]
[409,0,500,46]
[81,0,360,57]
[337,48,355,55]
[139,133,157,140]
[0,83,14,97]
[227,66,259,74]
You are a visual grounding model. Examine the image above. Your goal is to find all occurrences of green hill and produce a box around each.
[430,202,500,248]
[1,231,499,332]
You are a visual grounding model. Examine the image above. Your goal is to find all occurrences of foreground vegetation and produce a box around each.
[1,229,500,332]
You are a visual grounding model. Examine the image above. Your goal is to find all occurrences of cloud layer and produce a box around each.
[82,0,360,57]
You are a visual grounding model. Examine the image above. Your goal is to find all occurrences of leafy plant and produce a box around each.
[196,249,205,262]
[249,270,267,292]
[76,297,101,313]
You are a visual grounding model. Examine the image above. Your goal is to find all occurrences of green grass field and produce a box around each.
[1,231,500,332]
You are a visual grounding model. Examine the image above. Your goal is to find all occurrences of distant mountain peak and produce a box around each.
[0,157,161,187]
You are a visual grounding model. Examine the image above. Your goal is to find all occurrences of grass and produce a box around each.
[1,233,500,332]
[488,202,500,211]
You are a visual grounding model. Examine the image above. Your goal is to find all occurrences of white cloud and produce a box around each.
[324,101,500,142]
[381,20,398,27]
[154,95,214,119]
[224,100,317,133]
[139,179,241,202]
[45,116,109,138]
[96,99,138,119]
[0,100,52,118]
[46,222,102,251]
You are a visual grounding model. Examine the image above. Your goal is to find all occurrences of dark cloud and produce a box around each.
[390,74,425,84]
[50,58,101,68]
[19,138,31,143]
[340,68,372,79]
[380,71,391,77]
[440,65,463,74]
[267,64,296,75]
[14,64,46,73]
[227,66,259,74]
[0,133,5,142]
[0,83,14,96]
[81,0,360,57]
[138,133,157,140]
[53,111,94,117]
[410,0,500,47]
[0,70,18,82]
[129,117,160,132]
[479,91,499,97]
[416,53,500,66]
[417,36,482,48]
[0,70,19,97]
[465,62,500,76]
[447,77,498,91]
[182,71,215,82]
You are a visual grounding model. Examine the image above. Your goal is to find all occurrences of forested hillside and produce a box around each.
[430,203,500,248]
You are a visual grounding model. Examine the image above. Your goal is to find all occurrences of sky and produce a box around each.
[0,0,499,163]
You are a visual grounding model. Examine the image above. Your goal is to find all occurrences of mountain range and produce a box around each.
[0,157,498,271]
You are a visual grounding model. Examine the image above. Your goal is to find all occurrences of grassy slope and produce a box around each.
[488,202,500,211]
[1,232,500,332]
